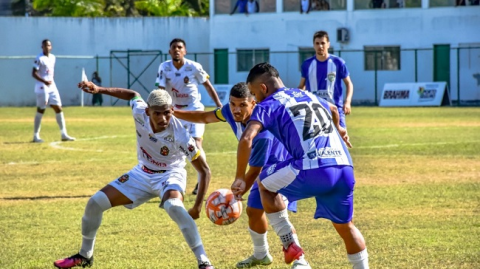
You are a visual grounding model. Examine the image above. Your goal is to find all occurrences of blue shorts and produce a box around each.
[259,160,355,223]
[247,180,298,213]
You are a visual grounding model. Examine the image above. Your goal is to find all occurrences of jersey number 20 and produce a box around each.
[289,103,333,141]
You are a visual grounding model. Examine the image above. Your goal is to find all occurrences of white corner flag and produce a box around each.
[81,68,88,107]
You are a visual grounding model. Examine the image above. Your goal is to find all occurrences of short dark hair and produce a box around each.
[313,31,329,42]
[170,38,186,48]
[246,62,279,84]
[229,82,253,99]
[42,39,50,45]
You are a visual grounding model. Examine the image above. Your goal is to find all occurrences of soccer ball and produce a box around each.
[205,189,242,226]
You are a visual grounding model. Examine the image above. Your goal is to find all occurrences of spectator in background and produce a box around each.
[91,71,103,106]
[246,0,260,14]
[370,0,386,8]
[231,0,248,14]
[300,0,311,13]
[470,0,479,5]
[456,0,466,5]
[317,0,330,10]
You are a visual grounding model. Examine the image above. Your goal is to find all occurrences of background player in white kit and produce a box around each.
[32,39,75,143]
[53,83,215,269]
[155,38,222,194]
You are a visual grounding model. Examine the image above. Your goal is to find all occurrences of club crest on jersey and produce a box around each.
[184,76,189,84]
[149,134,158,143]
[188,144,195,152]
[160,146,169,156]
[117,174,129,183]
[267,164,276,176]
[327,72,336,82]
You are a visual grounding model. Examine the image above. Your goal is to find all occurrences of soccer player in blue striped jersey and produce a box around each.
[174,83,311,268]
[298,30,353,128]
[232,63,368,269]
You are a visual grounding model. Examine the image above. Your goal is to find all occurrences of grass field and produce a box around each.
[1,106,479,269]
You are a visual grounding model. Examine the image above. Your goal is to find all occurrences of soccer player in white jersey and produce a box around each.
[233,63,368,269]
[155,38,222,195]
[53,82,215,269]
[32,39,75,143]
[298,31,354,128]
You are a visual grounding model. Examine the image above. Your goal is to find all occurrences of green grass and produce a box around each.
[1,106,479,269]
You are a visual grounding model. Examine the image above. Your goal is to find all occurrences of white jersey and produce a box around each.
[155,58,209,107]
[33,52,56,93]
[131,97,201,170]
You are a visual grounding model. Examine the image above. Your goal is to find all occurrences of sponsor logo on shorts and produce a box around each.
[266,164,276,176]
[188,144,195,152]
[160,146,169,156]
[149,134,158,143]
[136,130,142,137]
[179,146,189,157]
[117,174,129,183]
[184,76,189,84]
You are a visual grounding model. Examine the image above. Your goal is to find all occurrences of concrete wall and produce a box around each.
[0,17,210,106]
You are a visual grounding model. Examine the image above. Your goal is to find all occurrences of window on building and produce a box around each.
[298,47,335,70]
[364,46,400,71]
[237,49,270,72]
[215,0,276,15]
[284,0,346,12]
[354,0,421,9]
[430,0,478,6]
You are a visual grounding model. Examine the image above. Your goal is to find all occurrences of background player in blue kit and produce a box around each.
[174,82,308,268]
[298,31,354,128]
[232,63,368,269]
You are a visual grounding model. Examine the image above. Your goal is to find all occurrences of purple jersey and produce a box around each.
[250,88,352,170]
[301,55,349,108]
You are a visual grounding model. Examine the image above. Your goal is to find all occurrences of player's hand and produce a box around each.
[78,81,99,94]
[188,207,201,220]
[44,80,53,86]
[231,179,246,201]
[343,103,351,115]
[338,127,352,148]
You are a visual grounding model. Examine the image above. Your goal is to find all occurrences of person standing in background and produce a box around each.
[91,71,103,106]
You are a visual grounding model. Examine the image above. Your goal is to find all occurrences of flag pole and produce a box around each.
[81,68,88,107]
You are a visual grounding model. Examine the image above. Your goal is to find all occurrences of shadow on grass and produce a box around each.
[1,195,91,200]
[3,141,34,144]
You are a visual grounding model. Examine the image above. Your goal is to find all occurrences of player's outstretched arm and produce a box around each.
[202,80,223,107]
[189,155,211,219]
[233,121,262,199]
[78,81,140,101]
[174,110,220,124]
[328,102,352,148]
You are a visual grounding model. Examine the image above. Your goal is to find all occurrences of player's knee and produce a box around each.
[37,107,46,113]
[85,191,112,215]
[246,206,264,219]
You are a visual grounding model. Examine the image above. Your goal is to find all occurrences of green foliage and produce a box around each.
[135,0,196,16]
[32,0,105,16]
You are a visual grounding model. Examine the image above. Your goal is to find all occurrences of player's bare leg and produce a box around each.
[161,189,214,269]
[54,185,130,268]
[191,137,204,195]
[236,207,273,268]
[332,222,369,269]
[258,180,310,269]
[51,105,75,142]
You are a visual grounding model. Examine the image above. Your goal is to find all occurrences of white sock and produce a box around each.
[265,209,300,249]
[55,112,67,135]
[347,248,369,269]
[80,191,112,258]
[163,198,209,264]
[34,112,43,138]
[249,228,269,259]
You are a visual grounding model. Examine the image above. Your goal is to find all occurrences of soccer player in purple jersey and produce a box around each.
[232,63,368,269]
[298,30,354,128]
[175,82,309,268]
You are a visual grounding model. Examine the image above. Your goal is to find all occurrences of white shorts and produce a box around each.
[175,103,205,138]
[108,165,187,209]
[35,83,61,109]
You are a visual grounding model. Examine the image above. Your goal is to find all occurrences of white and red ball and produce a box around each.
[205,189,242,225]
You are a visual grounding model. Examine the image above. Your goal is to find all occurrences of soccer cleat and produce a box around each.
[33,137,44,143]
[236,254,273,268]
[192,183,199,195]
[291,255,311,269]
[61,134,76,142]
[53,253,93,268]
[283,242,304,264]
[198,261,215,269]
